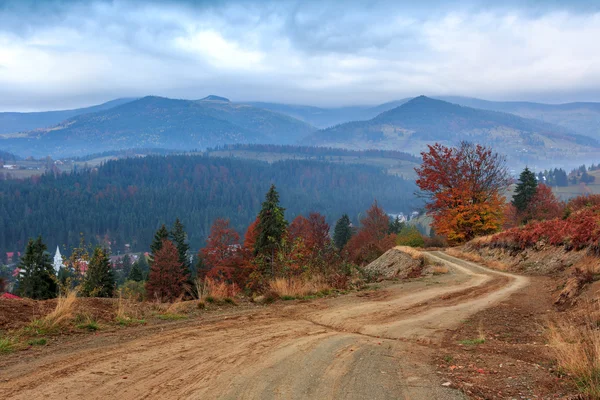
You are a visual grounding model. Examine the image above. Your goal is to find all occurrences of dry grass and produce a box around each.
[549,301,600,398]
[42,290,78,326]
[196,278,241,301]
[395,246,424,260]
[446,248,509,271]
[470,235,494,246]
[431,265,449,275]
[24,290,78,335]
[268,275,330,298]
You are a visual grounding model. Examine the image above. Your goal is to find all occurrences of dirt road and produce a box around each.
[0,251,529,399]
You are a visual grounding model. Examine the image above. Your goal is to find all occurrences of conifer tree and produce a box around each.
[150,224,169,262]
[333,214,353,250]
[82,247,115,297]
[146,239,186,302]
[170,218,191,278]
[512,167,538,213]
[388,215,404,235]
[17,236,58,300]
[127,261,144,282]
[254,184,287,274]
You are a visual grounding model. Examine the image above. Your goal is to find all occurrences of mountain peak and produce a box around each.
[200,95,230,103]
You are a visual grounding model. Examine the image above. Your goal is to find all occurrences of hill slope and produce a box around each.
[309,96,599,164]
[0,96,316,157]
[0,98,136,135]
[437,96,600,140]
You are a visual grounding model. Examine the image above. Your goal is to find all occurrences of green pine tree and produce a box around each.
[254,184,288,274]
[17,236,58,300]
[127,261,144,282]
[333,214,353,250]
[150,224,169,263]
[388,215,405,235]
[170,218,191,278]
[82,247,115,297]
[137,254,150,280]
[512,167,538,213]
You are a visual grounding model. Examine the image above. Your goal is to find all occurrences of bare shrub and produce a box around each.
[268,275,330,298]
[196,278,241,301]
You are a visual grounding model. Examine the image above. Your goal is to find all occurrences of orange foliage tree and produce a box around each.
[415,142,510,244]
[201,218,246,285]
[344,201,395,265]
[146,239,187,301]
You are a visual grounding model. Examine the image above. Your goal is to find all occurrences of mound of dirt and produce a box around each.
[0,297,119,331]
[363,247,424,280]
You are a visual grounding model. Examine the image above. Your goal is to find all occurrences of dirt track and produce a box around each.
[0,250,529,400]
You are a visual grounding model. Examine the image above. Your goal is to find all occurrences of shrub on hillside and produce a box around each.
[490,196,600,251]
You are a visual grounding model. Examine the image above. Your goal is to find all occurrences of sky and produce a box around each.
[1,0,600,111]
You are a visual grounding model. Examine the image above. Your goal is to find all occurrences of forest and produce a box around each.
[0,154,418,259]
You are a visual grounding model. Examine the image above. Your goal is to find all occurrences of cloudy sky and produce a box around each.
[1,0,600,111]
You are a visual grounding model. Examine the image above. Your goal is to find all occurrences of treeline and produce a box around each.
[0,155,418,259]
[9,186,420,301]
[207,144,420,163]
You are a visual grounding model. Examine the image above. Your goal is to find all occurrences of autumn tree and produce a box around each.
[255,184,287,275]
[17,236,58,300]
[344,202,396,265]
[146,239,187,302]
[243,218,260,252]
[523,184,564,222]
[333,214,353,250]
[512,167,537,213]
[201,219,245,284]
[415,142,510,244]
[82,247,115,298]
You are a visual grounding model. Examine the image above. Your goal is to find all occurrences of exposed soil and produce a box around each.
[0,249,578,399]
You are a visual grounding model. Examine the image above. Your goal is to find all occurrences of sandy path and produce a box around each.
[0,250,529,400]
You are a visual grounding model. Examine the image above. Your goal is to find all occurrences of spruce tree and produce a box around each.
[127,261,144,282]
[150,224,169,262]
[254,184,287,274]
[512,167,538,212]
[17,236,58,300]
[388,215,404,235]
[170,218,191,278]
[333,214,353,250]
[82,247,115,297]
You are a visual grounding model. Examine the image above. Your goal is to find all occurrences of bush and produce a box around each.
[396,226,425,247]
[119,280,146,302]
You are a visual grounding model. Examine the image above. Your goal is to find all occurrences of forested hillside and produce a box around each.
[0,155,417,258]
[0,96,316,158]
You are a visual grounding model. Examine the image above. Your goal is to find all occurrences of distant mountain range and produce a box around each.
[308,96,599,164]
[0,98,136,135]
[0,96,315,157]
[1,94,599,163]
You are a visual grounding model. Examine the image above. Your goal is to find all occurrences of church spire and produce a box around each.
[53,246,64,273]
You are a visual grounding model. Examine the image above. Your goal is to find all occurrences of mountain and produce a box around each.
[437,96,600,140]
[0,98,136,135]
[1,96,316,158]
[0,150,19,162]
[309,96,600,165]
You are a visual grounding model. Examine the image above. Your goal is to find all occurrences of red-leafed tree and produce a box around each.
[344,201,395,265]
[415,142,510,244]
[243,218,260,252]
[146,239,187,302]
[523,184,564,222]
[201,218,245,283]
[306,212,331,251]
[288,215,311,244]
